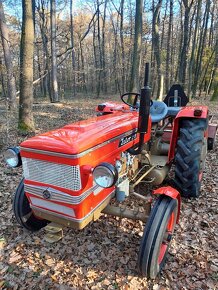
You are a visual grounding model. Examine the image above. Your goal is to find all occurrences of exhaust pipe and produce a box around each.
[128,63,151,155]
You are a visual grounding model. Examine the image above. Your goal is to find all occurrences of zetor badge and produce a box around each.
[4,63,217,279]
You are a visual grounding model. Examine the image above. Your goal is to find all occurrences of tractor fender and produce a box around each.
[153,186,181,223]
[168,106,208,162]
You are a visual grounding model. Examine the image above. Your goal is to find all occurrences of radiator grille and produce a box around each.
[22,157,81,191]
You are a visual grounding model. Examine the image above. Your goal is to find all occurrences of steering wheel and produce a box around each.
[121,92,153,108]
[121,92,140,108]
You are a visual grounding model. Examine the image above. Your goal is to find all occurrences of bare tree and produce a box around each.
[120,0,125,93]
[0,0,16,109]
[18,0,35,132]
[70,0,76,97]
[50,0,59,102]
[192,0,211,97]
[129,0,143,92]
[187,0,202,96]
[36,0,51,100]
[102,0,108,93]
[178,0,194,87]
[152,0,163,98]
[165,0,173,93]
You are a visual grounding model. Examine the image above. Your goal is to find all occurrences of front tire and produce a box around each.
[137,195,178,279]
[174,119,207,198]
[13,179,48,231]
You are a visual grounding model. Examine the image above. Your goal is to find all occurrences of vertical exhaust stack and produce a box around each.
[138,63,151,135]
[128,63,151,155]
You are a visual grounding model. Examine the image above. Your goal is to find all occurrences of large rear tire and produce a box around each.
[174,119,207,198]
[13,179,48,231]
[137,195,178,279]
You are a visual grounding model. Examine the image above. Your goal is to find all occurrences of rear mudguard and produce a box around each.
[168,106,208,162]
[153,186,181,223]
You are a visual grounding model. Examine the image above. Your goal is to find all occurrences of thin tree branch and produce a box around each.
[56,8,99,58]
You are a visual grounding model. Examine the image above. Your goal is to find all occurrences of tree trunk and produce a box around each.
[165,0,173,93]
[152,0,162,99]
[0,56,6,99]
[70,0,76,97]
[79,40,86,93]
[208,1,215,47]
[101,0,107,93]
[160,0,167,51]
[178,0,193,87]
[37,0,51,99]
[129,0,143,92]
[192,0,210,97]
[210,82,218,101]
[93,20,98,94]
[120,0,125,93]
[18,0,35,133]
[209,38,218,98]
[50,0,58,102]
[97,0,102,96]
[111,12,121,94]
[188,0,202,97]
[0,0,16,109]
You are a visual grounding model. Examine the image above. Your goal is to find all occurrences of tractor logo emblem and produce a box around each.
[119,132,137,147]
[42,189,51,199]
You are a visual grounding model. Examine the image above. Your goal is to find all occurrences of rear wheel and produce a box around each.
[13,179,48,231]
[174,119,207,197]
[137,195,178,279]
[207,137,215,150]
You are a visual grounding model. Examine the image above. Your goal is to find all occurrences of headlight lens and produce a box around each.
[93,162,118,188]
[4,147,22,168]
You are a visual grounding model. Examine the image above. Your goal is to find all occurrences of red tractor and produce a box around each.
[4,64,216,278]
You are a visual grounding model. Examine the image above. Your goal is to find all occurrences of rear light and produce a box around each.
[194,108,202,116]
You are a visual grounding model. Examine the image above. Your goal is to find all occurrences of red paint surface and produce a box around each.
[21,109,152,222]
[153,186,181,223]
[168,106,208,161]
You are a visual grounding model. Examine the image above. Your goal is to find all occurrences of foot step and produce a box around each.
[44,222,63,243]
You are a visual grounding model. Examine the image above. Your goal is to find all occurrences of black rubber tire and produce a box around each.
[174,119,207,198]
[137,195,178,279]
[207,137,215,150]
[13,179,48,231]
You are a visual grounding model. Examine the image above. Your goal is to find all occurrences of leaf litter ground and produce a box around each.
[0,97,217,290]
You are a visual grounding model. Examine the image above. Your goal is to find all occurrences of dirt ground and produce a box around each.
[0,96,218,290]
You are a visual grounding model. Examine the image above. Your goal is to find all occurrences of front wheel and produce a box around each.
[137,195,178,279]
[13,179,48,231]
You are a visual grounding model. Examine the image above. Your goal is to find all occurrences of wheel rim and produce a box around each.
[20,194,35,225]
[158,211,175,264]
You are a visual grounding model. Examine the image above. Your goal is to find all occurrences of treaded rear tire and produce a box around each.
[174,119,207,198]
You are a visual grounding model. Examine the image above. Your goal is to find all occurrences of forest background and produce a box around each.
[0,1,218,289]
[0,0,217,135]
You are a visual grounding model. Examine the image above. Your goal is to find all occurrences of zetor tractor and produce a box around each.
[4,64,216,278]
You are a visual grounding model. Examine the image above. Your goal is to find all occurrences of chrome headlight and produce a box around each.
[93,162,118,188]
[4,147,22,168]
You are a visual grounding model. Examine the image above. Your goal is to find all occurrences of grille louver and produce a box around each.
[22,157,82,191]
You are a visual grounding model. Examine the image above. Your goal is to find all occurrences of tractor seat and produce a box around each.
[150,101,168,123]
[167,107,181,117]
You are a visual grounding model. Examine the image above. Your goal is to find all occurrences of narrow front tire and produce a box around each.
[13,179,48,231]
[137,195,178,279]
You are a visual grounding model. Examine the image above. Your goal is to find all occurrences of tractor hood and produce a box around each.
[20,112,139,155]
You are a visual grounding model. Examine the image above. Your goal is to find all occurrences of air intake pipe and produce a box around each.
[128,63,151,155]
